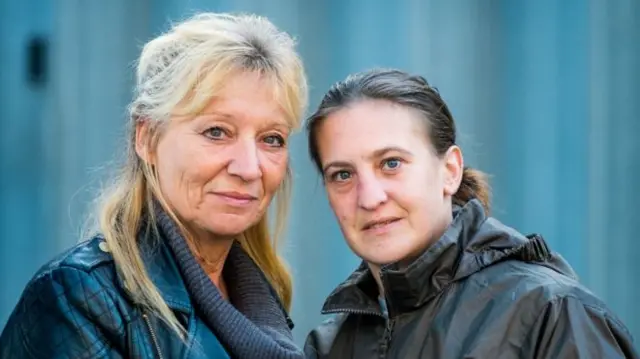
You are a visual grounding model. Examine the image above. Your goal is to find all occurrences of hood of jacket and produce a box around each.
[321,199,578,317]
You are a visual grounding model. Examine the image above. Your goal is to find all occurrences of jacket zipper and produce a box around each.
[322,308,382,317]
[378,318,395,358]
[142,312,164,359]
[380,289,396,358]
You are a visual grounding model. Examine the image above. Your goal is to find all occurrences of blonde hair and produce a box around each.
[94,12,307,338]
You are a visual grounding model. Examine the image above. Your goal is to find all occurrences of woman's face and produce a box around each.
[138,71,290,238]
[316,99,463,266]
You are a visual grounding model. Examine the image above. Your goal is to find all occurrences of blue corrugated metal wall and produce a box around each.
[1,0,638,344]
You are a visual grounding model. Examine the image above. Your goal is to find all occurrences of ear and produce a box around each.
[135,119,154,165]
[442,145,463,196]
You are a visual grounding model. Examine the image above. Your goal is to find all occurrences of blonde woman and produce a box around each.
[0,13,308,359]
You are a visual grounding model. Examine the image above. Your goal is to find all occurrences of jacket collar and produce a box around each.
[114,228,192,314]
[141,233,193,313]
[321,199,575,317]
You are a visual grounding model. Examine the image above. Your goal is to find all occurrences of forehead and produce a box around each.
[172,71,290,128]
[207,72,289,126]
[316,100,428,161]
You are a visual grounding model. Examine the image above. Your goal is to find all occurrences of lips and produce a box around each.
[212,191,258,205]
[362,217,401,231]
[214,191,257,200]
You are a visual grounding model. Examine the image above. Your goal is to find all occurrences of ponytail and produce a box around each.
[453,167,491,214]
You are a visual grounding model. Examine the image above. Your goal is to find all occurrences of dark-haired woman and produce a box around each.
[303,68,637,359]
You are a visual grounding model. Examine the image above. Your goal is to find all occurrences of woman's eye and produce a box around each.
[382,158,402,170]
[264,134,285,147]
[204,126,226,139]
[331,170,352,182]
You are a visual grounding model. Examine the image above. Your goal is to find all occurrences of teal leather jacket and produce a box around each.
[0,235,232,359]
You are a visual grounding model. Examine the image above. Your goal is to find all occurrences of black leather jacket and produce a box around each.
[0,235,232,358]
[304,200,638,358]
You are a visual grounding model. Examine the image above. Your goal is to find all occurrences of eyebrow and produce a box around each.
[322,161,352,174]
[322,146,413,173]
[199,111,291,130]
[371,146,413,159]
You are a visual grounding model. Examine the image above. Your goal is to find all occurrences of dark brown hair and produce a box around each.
[306,68,491,213]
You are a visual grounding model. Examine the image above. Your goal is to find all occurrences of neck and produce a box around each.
[368,218,453,299]
[369,263,385,299]
[157,207,303,359]
[188,227,235,298]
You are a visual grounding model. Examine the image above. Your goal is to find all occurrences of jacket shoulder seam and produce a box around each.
[30,265,120,307]
[37,237,115,276]
[31,259,114,286]
[557,295,631,337]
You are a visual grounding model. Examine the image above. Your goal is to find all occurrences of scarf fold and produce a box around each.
[155,207,303,359]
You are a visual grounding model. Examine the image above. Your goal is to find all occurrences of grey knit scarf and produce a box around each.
[155,207,303,359]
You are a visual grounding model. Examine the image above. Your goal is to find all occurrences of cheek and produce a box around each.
[386,172,439,214]
[406,163,443,196]
[395,174,448,229]
[260,152,288,193]
[156,141,223,198]
[328,192,355,225]
[155,142,182,187]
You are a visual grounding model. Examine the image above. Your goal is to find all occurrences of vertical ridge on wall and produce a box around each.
[591,0,640,336]
[52,0,150,248]
[554,0,589,278]
[0,0,54,327]
[501,0,572,265]
[587,0,610,302]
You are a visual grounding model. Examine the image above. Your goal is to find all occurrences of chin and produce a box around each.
[202,217,255,237]
[358,239,429,267]
[361,250,410,267]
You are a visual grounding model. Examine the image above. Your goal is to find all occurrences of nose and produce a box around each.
[357,172,387,210]
[227,139,262,181]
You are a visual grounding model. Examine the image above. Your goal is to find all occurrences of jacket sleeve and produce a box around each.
[528,296,638,359]
[0,266,126,359]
